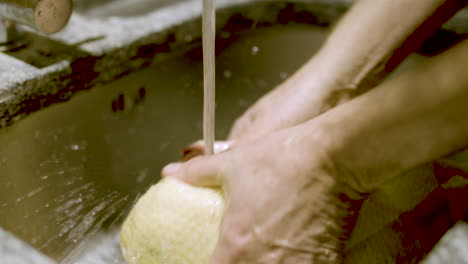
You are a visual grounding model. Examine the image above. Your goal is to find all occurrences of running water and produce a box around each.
[202,0,216,155]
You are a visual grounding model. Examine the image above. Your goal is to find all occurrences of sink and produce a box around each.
[0,22,336,262]
[74,0,186,18]
[0,21,431,263]
[0,0,466,263]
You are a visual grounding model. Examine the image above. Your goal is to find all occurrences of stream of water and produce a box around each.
[203,0,216,155]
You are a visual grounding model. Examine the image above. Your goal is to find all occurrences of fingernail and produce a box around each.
[162,163,182,176]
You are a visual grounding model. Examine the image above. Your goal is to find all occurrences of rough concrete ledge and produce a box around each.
[0,0,466,129]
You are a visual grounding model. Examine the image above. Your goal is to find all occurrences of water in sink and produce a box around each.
[0,23,424,263]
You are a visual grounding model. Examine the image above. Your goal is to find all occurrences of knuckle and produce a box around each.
[229,120,245,138]
[220,226,253,258]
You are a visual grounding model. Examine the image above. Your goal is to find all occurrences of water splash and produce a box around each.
[9,163,139,262]
[39,183,133,262]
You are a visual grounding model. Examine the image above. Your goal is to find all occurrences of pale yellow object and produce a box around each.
[120,177,224,264]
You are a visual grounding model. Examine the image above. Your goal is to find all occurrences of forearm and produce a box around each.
[309,39,468,192]
[291,0,464,107]
[228,0,465,142]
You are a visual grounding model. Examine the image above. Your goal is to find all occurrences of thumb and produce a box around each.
[161,155,224,187]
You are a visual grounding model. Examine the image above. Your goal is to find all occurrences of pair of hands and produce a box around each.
[159,0,468,261]
[162,76,363,263]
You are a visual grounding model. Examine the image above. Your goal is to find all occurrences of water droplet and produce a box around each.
[251,46,259,56]
[71,144,80,151]
[69,140,88,151]
[27,187,44,197]
[41,175,49,180]
[136,168,149,183]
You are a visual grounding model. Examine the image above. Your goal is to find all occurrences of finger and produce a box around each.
[209,202,257,264]
[162,155,224,187]
[161,162,184,177]
[209,242,234,264]
[214,141,234,154]
[182,140,234,161]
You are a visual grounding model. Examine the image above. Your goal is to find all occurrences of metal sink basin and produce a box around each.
[0,0,466,263]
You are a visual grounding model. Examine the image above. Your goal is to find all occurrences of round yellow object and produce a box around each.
[120,177,224,264]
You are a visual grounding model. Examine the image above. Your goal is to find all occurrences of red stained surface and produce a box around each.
[393,163,468,263]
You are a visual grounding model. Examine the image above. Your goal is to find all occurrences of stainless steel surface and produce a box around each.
[0,0,72,44]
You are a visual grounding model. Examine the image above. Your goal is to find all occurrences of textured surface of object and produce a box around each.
[120,177,224,264]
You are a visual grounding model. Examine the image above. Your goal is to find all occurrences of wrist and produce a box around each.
[286,118,368,195]
[305,40,468,193]
[281,56,356,114]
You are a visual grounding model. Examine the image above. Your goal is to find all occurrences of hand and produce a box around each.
[163,125,362,264]
[227,0,462,143]
[227,67,345,143]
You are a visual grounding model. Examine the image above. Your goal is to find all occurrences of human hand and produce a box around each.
[227,0,463,143]
[163,125,363,264]
[227,67,346,143]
